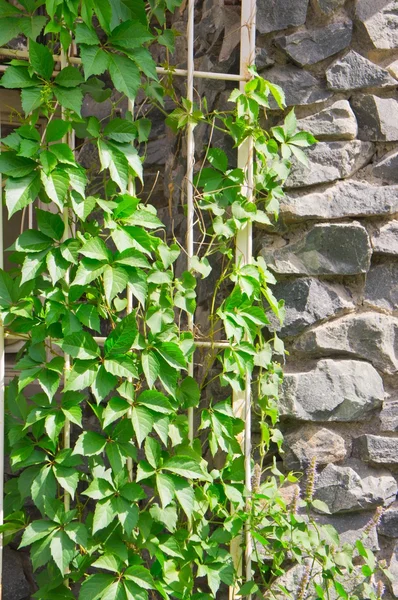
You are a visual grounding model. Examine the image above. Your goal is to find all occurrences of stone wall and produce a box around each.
[253,0,398,594]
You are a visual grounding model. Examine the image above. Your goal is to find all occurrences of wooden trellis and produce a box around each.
[0,0,256,596]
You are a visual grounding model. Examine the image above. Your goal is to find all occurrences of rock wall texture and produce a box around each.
[252,0,398,594]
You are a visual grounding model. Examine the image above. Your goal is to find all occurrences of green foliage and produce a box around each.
[0,1,387,599]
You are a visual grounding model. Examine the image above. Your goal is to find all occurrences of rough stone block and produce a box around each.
[265,66,332,108]
[354,434,398,465]
[314,460,397,513]
[275,22,352,66]
[388,542,398,596]
[280,359,384,421]
[296,100,357,140]
[294,313,398,374]
[281,181,398,221]
[378,501,398,537]
[3,547,31,600]
[283,426,347,469]
[364,261,398,310]
[372,149,398,183]
[286,141,374,188]
[356,0,398,49]
[262,223,371,275]
[313,0,345,15]
[256,0,309,34]
[255,47,274,70]
[380,401,398,432]
[273,277,354,337]
[352,95,398,141]
[326,50,397,91]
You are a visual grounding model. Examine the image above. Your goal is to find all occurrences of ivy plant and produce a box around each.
[0,1,391,599]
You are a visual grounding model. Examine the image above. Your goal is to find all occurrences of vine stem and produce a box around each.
[186,0,195,443]
[127,97,135,482]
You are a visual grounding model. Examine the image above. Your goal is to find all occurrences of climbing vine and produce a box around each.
[0,0,392,599]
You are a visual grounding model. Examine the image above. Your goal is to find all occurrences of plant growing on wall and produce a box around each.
[0,1,391,599]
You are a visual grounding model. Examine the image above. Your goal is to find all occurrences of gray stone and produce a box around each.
[326,50,397,91]
[364,262,398,311]
[388,542,398,596]
[280,359,384,421]
[314,511,379,551]
[294,313,398,374]
[285,141,374,188]
[378,501,398,537]
[256,0,309,34]
[373,150,398,183]
[255,47,274,70]
[296,100,357,140]
[352,95,398,141]
[262,223,371,276]
[354,435,398,465]
[3,547,31,600]
[380,401,398,433]
[281,181,398,222]
[372,221,398,254]
[283,426,347,469]
[265,66,333,108]
[314,459,397,513]
[356,0,398,50]
[274,277,354,337]
[314,0,346,14]
[275,22,352,66]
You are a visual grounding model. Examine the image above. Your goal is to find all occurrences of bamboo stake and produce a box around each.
[230,0,256,597]
[186,0,195,443]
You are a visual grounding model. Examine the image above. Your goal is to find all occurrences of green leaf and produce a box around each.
[104,118,137,143]
[75,23,100,45]
[0,152,36,178]
[57,332,100,360]
[20,520,57,547]
[145,437,161,469]
[103,397,130,428]
[128,47,157,80]
[109,21,154,50]
[53,465,79,498]
[131,406,154,447]
[124,565,155,590]
[91,366,117,403]
[92,499,116,534]
[141,351,160,389]
[104,312,137,356]
[207,147,228,172]
[21,87,43,114]
[0,270,15,306]
[55,66,84,88]
[1,66,37,89]
[162,456,209,480]
[5,172,41,217]
[64,360,98,392]
[174,477,195,518]
[40,169,69,210]
[103,265,128,304]
[29,40,54,80]
[54,85,83,116]
[155,342,186,370]
[72,259,106,286]
[156,473,174,508]
[176,376,200,408]
[98,140,129,192]
[137,391,173,414]
[80,45,110,79]
[311,499,331,514]
[73,431,106,456]
[109,54,140,99]
[0,17,23,47]
[76,304,101,333]
[79,574,115,600]
[80,236,111,262]
[15,229,52,253]
[104,357,138,379]
[36,208,64,240]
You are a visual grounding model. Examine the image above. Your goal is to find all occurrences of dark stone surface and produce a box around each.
[378,501,398,537]
[364,261,398,310]
[262,223,371,275]
[314,511,379,550]
[314,0,346,14]
[294,313,398,374]
[256,0,309,34]
[353,434,398,465]
[280,359,384,421]
[314,459,397,513]
[275,22,352,66]
[352,94,398,141]
[281,181,398,221]
[255,47,274,70]
[373,149,398,183]
[265,66,333,108]
[273,277,354,337]
[286,141,374,187]
[326,50,397,91]
[283,426,347,469]
[3,548,31,600]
